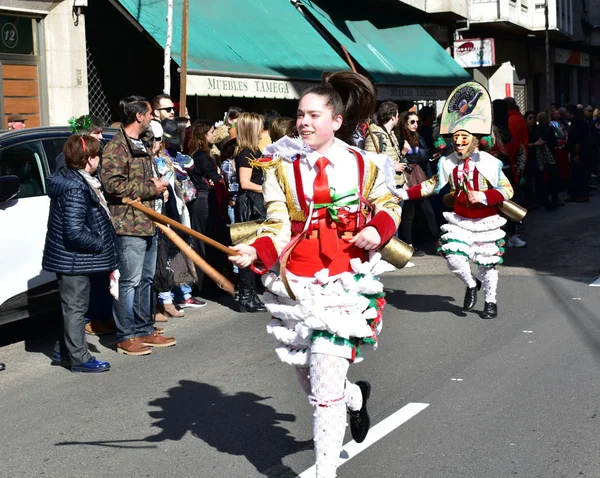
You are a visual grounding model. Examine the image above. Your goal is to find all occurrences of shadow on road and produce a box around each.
[56,380,310,478]
[385,288,467,318]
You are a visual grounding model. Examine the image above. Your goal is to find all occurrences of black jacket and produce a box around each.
[42,168,119,275]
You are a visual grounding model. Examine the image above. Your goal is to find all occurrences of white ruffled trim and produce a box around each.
[263,253,391,364]
[440,225,506,244]
[473,255,503,266]
[275,346,310,366]
[443,212,507,231]
[440,242,502,259]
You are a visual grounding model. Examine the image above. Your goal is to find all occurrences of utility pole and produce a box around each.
[163,0,173,95]
[545,0,552,111]
[179,0,189,117]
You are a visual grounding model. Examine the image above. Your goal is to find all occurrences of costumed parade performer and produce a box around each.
[398,82,513,319]
[228,71,402,478]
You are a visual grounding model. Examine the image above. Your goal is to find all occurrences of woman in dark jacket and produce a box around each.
[42,135,119,372]
[233,112,267,313]
[188,120,226,295]
[397,111,439,256]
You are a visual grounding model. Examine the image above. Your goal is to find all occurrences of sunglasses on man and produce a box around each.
[158,107,175,113]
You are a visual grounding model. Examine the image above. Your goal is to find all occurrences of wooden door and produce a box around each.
[2,64,41,128]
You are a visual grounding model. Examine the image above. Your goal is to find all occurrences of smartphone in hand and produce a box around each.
[160,171,174,183]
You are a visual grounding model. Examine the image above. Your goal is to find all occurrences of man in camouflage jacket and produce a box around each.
[101,95,176,355]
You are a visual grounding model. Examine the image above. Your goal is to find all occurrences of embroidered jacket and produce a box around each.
[249,138,402,275]
[406,150,513,219]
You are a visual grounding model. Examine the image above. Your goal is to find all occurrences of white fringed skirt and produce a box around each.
[262,254,394,367]
[437,212,507,266]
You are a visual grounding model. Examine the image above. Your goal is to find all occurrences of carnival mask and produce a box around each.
[452,130,478,159]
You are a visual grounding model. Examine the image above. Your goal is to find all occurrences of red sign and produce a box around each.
[505,83,512,97]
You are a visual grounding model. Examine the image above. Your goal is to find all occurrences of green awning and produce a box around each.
[301,1,471,97]
[115,0,350,98]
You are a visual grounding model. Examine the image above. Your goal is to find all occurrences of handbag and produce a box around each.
[403,163,428,187]
[235,190,266,223]
[535,144,555,171]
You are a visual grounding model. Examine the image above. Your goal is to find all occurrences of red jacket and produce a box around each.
[508,109,528,162]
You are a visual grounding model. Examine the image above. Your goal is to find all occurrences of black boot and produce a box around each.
[236,288,266,313]
[349,381,371,443]
[463,278,482,311]
[249,292,267,313]
[481,302,498,319]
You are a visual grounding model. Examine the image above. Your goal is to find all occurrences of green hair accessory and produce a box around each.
[68,115,93,134]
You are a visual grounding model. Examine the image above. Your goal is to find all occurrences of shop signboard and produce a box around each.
[186,74,317,99]
[453,38,495,68]
[0,15,34,55]
[377,86,454,101]
[555,48,590,67]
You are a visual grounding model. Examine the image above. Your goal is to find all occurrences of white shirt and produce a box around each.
[300,139,361,212]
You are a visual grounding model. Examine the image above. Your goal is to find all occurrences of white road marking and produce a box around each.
[590,277,600,287]
[297,402,429,478]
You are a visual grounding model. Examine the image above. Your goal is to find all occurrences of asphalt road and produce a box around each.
[1,198,599,478]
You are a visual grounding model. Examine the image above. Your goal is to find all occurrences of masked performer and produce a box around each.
[398,82,513,319]
[229,71,401,478]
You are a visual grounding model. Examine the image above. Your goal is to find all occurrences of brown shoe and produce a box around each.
[140,332,177,348]
[160,303,184,318]
[153,326,165,335]
[154,311,168,323]
[117,338,152,356]
[85,320,116,336]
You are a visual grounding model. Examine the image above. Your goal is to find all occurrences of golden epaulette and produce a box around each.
[248,155,282,171]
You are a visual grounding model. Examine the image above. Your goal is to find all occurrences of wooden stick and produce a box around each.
[341,44,357,73]
[123,198,239,256]
[155,222,235,297]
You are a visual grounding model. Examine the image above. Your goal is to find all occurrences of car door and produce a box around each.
[0,140,56,317]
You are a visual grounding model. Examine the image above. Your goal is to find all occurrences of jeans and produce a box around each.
[56,274,101,365]
[160,283,192,304]
[113,235,158,342]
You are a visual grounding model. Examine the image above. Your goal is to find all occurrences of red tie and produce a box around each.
[313,157,338,261]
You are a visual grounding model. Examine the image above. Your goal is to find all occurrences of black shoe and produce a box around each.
[481,302,498,319]
[249,292,267,313]
[463,279,482,311]
[0,362,5,371]
[349,381,371,443]
[412,249,426,257]
[236,288,267,313]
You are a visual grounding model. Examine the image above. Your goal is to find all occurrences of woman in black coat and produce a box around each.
[42,135,119,373]
[187,120,224,296]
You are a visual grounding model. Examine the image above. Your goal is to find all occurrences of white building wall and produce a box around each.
[43,1,88,126]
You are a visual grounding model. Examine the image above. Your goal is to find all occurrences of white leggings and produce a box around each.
[295,353,363,478]
[446,254,499,303]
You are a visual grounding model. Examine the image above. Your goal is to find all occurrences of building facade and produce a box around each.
[1,0,88,128]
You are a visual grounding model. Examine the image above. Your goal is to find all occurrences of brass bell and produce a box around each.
[379,237,414,269]
[497,200,527,222]
[228,220,263,245]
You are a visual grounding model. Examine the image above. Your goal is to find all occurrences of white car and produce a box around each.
[0,127,116,324]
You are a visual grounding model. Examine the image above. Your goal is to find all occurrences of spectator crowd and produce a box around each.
[1,93,597,374]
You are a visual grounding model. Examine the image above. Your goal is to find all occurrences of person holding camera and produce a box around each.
[364,101,407,186]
